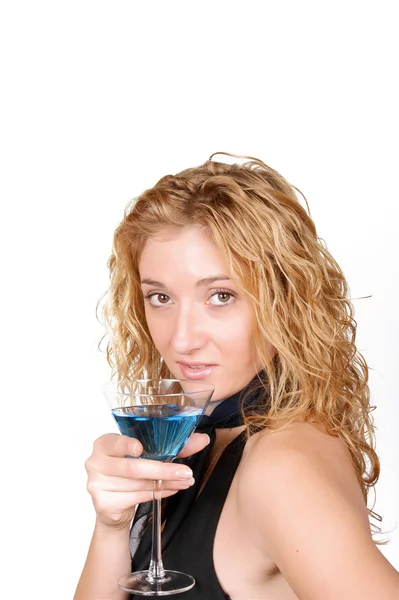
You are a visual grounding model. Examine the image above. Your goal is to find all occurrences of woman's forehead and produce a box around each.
[139,227,232,283]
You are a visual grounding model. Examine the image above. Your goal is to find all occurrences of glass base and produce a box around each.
[118,570,196,596]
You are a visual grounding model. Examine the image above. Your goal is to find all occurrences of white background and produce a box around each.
[1,2,398,598]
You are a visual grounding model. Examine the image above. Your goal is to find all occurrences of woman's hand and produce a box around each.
[85,432,210,529]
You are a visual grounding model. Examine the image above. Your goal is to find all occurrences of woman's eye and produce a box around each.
[208,291,234,306]
[144,293,171,307]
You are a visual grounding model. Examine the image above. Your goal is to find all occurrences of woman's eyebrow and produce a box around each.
[140,275,231,288]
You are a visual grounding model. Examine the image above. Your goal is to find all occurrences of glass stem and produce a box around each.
[148,479,165,581]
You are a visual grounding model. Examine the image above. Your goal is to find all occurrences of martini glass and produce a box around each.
[102,379,214,596]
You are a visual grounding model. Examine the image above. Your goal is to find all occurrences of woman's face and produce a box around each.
[139,226,274,401]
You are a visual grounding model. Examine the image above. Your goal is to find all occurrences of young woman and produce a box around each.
[74,154,399,600]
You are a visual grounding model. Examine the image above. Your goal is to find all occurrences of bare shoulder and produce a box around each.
[244,418,352,460]
[235,420,399,600]
[242,419,361,495]
[239,419,369,528]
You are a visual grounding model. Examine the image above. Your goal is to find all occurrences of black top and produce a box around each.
[130,430,247,600]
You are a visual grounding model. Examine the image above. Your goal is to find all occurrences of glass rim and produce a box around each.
[102,378,215,398]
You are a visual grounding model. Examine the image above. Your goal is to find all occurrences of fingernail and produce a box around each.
[129,443,139,455]
[204,434,211,445]
[176,468,193,479]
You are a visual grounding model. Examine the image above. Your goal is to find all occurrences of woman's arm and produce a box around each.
[74,519,131,600]
[238,422,399,600]
[74,432,209,600]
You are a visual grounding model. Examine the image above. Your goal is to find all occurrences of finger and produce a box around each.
[87,455,194,481]
[177,432,211,458]
[89,474,195,493]
[94,433,143,458]
[94,488,183,513]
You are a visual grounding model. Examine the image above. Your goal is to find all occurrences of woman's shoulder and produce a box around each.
[237,417,370,531]
[243,417,353,473]
[233,425,399,599]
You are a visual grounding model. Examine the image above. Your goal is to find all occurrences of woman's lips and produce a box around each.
[177,362,217,380]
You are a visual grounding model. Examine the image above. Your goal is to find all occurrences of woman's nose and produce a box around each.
[171,305,205,355]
